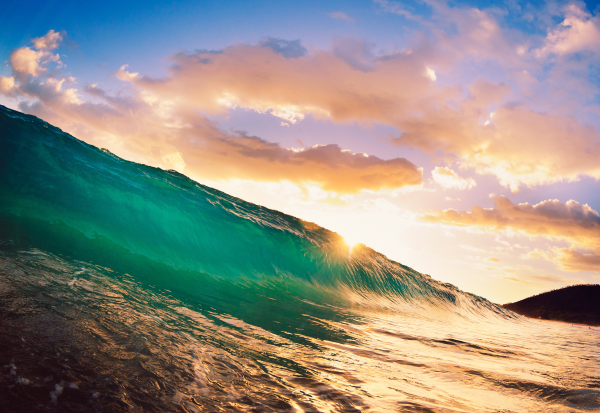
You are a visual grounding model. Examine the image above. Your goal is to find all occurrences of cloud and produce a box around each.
[393,85,600,192]
[127,43,435,121]
[422,195,600,247]
[32,29,63,51]
[10,47,47,77]
[115,64,139,81]
[259,38,307,58]
[8,30,65,80]
[331,37,377,72]
[537,5,600,56]
[528,274,571,284]
[488,257,500,263]
[422,196,600,272]
[503,276,544,286]
[5,6,600,194]
[555,248,600,272]
[111,25,600,192]
[178,136,424,193]
[431,167,476,190]
[460,244,486,253]
[0,34,423,195]
[330,12,354,23]
[0,76,15,94]
[424,67,436,81]
[373,0,423,22]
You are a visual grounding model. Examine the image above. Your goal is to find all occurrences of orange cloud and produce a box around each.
[0,31,428,194]
[528,274,573,284]
[177,133,424,193]
[112,39,600,192]
[126,44,437,123]
[421,196,600,272]
[555,248,600,272]
[4,13,600,195]
[422,196,600,246]
[4,53,423,194]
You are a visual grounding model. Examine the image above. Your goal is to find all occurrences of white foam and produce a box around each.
[50,381,64,404]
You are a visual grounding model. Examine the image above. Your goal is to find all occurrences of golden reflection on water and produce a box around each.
[2,249,599,412]
[300,309,600,412]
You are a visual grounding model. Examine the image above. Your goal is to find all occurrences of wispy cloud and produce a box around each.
[329,11,354,23]
[259,37,308,58]
[528,274,572,284]
[503,276,544,286]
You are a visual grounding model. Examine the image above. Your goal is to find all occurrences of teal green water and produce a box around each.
[0,104,598,412]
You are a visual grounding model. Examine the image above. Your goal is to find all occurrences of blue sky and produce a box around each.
[2,0,600,303]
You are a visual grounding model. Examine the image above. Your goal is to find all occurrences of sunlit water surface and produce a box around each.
[1,247,598,412]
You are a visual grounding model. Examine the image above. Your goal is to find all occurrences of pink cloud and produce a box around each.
[32,29,63,51]
[537,5,600,56]
[0,77,15,95]
[10,47,47,77]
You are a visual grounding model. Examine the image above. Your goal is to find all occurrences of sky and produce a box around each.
[2,0,600,304]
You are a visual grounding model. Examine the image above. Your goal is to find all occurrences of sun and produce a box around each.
[343,235,361,250]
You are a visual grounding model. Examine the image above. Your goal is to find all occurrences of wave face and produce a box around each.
[0,104,599,412]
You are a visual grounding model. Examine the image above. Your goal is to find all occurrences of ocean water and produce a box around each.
[0,104,598,412]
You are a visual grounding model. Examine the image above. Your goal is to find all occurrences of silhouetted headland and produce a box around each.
[503,284,600,326]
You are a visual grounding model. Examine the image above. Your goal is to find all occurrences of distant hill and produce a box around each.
[503,285,600,326]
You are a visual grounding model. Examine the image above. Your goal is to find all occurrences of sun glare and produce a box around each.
[343,235,360,250]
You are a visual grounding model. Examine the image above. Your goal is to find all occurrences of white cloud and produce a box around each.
[424,67,436,81]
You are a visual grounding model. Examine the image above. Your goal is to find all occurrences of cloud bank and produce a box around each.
[421,196,600,272]
[104,3,600,192]
[4,1,600,195]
